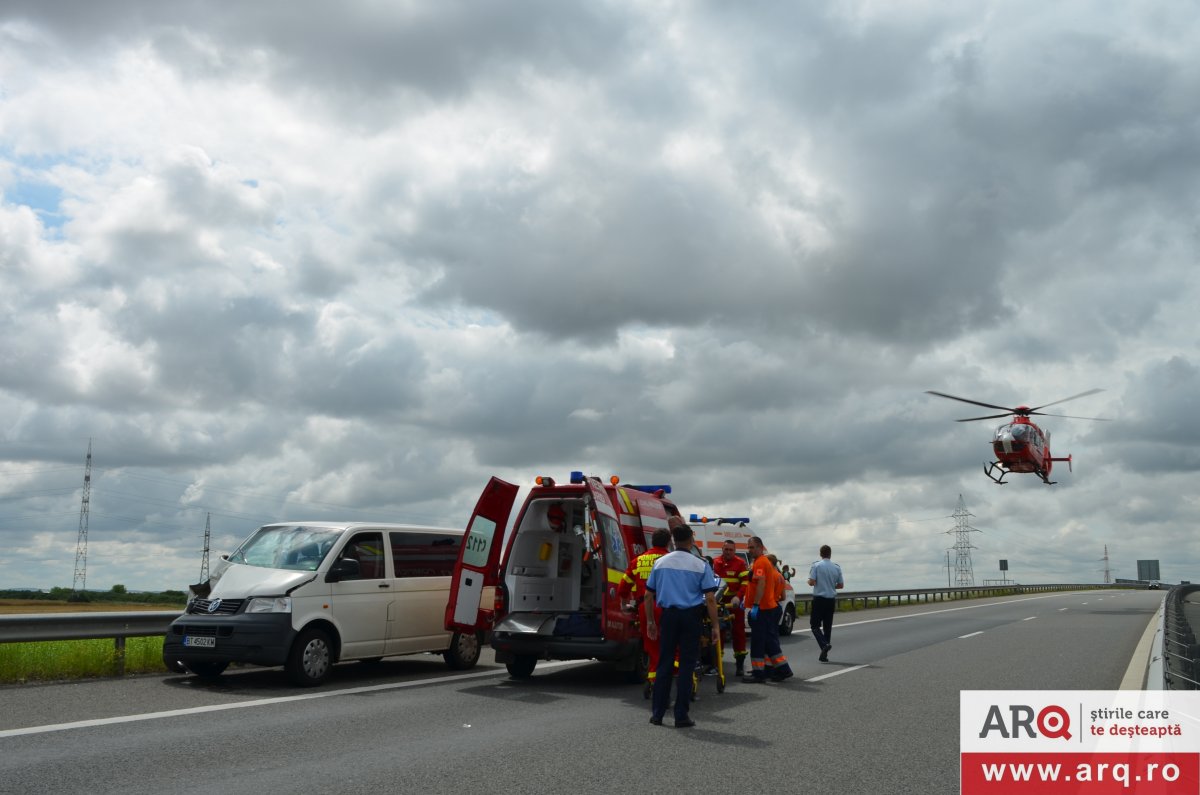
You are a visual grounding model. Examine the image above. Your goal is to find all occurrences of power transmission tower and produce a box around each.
[72,438,93,595]
[1100,544,1112,584]
[199,513,212,583]
[947,494,979,587]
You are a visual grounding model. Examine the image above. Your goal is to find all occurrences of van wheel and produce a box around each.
[779,605,796,636]
[506,654,537,679]
[185,661,228,679]
[286,627,333,687]
[443,631,482,670]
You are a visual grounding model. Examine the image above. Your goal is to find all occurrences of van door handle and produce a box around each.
[378,583,391,588]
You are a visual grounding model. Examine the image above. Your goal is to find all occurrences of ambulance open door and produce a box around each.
[446,477,519,633]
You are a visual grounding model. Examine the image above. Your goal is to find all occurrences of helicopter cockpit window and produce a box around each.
[995,424,1028,444]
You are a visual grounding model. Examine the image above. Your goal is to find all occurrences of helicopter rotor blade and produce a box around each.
[925,391,1017,414]
[1027,411,1111,421]
[954,412,1017,423]
[1028,388,1104,413]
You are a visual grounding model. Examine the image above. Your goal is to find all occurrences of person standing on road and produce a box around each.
[743,537,794,683]
[712,539,750,677]
[808,544,844,662]
[644,517,720,729]
[619,527,673,698]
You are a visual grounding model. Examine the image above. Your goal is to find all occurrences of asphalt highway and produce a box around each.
[0,589,1163,795]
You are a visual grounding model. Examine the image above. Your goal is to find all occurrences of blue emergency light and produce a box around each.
[689,514,750,524]
[569,470,585,484]
[628,484,671,495]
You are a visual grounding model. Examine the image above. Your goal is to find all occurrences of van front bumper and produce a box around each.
[163,613,296,668]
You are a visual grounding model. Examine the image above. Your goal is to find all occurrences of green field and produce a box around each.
[0,636,169,684]
[0,597,182,684]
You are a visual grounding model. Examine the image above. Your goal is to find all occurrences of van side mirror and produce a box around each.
[325,558,360,583]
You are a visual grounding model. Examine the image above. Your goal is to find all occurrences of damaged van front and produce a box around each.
[164,522,481,686]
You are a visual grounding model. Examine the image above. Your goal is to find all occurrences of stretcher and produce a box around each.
[694,604,729,694]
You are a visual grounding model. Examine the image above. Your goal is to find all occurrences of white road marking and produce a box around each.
[831,592,1093,631]
[959,631,984,639]
[1058,608,1068,611]
[1023,616,1037,621]
[806,664,868,682]
[0,660,587,739]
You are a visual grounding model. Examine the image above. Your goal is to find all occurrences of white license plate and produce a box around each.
[183,636,216,648]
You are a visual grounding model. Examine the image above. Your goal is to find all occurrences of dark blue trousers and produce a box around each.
[811,595,836,648]
[651,606,701,721]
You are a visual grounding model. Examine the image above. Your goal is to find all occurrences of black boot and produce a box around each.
[734,656,745,677]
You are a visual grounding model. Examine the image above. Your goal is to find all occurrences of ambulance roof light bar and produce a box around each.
[567,470,671,495]
[689,514,750,526]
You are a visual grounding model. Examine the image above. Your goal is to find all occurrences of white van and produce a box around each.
[163,522,481,686]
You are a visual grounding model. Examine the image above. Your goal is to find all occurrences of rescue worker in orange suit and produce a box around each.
[742,536,794,683]
[618,527,672,698]
[712,539,749,677]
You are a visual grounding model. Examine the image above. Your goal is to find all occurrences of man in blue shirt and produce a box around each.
[808,544,844,662]
[644,517,720,728]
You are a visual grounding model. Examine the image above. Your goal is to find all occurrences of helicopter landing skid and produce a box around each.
[983,461,1009,484]
[985,461,1056,485]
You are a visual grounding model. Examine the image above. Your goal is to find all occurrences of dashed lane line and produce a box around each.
[806,664,869,682]
[959,631,984,639]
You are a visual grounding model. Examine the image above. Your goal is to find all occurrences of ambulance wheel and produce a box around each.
[506,654,537,679]
[286,627,333,687]
[185,661,228,680]
[443,631,482,670]
[779,604,796,636]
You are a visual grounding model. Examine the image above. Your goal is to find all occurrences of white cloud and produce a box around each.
[1,1,1198,592]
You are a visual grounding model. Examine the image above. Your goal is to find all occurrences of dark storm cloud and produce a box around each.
[0,1,631,104]
[2,1,1199,590]
[1102,356,1200,472]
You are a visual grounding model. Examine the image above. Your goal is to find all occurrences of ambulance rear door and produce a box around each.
[446,477,519,633]
[584,478,626,624]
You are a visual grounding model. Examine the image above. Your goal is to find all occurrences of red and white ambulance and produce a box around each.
[689,514,797,636]
[445,471,682,679]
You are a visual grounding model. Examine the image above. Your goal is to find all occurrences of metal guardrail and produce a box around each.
[790,582,1123,615]
[0,584,1122,677]
[0,611,181,677]
[1162,584,1200,689]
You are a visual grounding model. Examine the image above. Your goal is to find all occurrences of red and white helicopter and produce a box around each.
[926,389,1107,485]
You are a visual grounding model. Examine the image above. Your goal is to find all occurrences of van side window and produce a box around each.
[342,532,386,580]
[390,532,461,578]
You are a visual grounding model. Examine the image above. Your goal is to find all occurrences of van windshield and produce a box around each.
[228,526,342,571]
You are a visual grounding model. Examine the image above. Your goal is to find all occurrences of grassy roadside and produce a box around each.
[0,599,181,684]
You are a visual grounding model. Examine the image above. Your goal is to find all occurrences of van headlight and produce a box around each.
[246,597,292,614]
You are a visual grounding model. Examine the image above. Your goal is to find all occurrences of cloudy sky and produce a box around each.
[2,1,1197,593]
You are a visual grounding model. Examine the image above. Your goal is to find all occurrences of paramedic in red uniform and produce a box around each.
[712,539,749,677]
[618,527,672,697]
